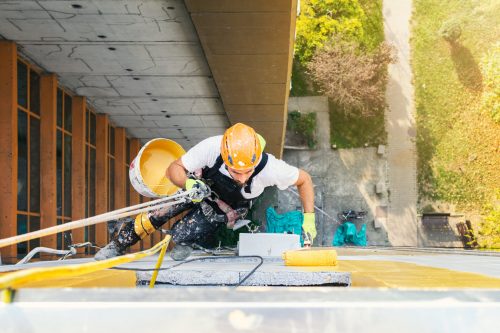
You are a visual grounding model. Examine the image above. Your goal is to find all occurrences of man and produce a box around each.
[95,123,316,261]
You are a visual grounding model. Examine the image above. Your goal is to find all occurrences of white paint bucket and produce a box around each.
[129,138,185,198]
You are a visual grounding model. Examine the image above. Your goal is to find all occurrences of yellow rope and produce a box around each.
[0,235,171,293]
[149,236,169,288]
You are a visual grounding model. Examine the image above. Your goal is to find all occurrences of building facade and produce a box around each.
[0,42,162,263]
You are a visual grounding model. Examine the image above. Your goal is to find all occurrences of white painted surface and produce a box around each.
[238,233,301,257]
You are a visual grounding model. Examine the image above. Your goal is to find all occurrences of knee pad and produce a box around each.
[134,213,156,239]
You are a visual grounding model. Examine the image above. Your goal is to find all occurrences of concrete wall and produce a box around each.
[279,97,390,246]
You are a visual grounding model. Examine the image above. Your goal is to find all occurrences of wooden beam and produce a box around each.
[142,197,153,249]
[282,0,298,159]
[95,114,109,247]
[40,74,58,250]
[129,139,142,253]
[114,128,126,210]
[71,96,86,245]
[185,0,298,158]
[0,41,18,262]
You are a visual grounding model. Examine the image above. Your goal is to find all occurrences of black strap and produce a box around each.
[205,153,269,194]
[244,153,268,193]
[205,155,224,179]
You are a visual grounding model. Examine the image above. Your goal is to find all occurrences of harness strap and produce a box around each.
[244,153,268,193]
[206,153,269,194]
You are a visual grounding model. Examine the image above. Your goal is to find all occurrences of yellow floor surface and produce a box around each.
[303,260,500,288]
[5,269,137,288]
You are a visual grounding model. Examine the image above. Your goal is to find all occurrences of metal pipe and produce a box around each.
[16,247,76,265]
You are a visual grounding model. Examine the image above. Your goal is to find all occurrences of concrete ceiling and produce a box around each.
[0,0,297,155]
[0,0,227,149]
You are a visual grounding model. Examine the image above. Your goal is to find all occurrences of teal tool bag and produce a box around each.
[266,207,304,246]
[333,222,367,246]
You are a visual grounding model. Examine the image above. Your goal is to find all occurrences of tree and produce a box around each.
[307,39,395,116]
[295,0,366,63]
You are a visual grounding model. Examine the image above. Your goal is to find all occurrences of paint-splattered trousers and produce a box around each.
[149,200,236,245]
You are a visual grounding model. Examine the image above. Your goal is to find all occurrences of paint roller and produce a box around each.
[282,248,338,266]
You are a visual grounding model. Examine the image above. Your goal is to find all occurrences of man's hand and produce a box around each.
[303,213,317,243]
[185,179,210,202]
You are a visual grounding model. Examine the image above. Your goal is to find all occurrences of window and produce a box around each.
[85,108,97,254]
[56,88,73,250]
[16,59,41,259]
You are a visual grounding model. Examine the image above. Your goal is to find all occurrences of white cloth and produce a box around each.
[181,135,299,199]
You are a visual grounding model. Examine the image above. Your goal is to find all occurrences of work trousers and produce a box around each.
[149,200,225,245]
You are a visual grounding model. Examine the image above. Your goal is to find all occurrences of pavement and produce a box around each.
[383,0,419,246]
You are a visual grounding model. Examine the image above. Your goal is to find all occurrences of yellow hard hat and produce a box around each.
[221,123,262,170]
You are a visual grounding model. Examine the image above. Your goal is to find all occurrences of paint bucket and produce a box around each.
[129,138,186,198]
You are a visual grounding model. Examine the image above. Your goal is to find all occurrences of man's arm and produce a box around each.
[294,169,314,213]
[166,158,189,188]
[294,169,317,244]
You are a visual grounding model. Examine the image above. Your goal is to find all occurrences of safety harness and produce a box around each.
[201,153,269,210]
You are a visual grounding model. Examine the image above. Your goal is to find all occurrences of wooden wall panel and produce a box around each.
[114,128,126,210]
[208,54,286,83]
[185,0,291,12]
[225,105,287,123]
[95,114,109,247]
[71,96,86,245]
[129,139,141,252]
[186,0,298,158]
[142,197,153,249]
[0,41,18,262]
[40,74,58,250]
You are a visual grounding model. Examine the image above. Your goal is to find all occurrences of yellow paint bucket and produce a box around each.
[129,138,186,198]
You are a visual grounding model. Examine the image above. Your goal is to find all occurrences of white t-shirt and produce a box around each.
[181,135,299,199]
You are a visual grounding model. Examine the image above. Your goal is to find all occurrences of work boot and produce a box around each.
[170,244,193,261]
[94,220,140,261]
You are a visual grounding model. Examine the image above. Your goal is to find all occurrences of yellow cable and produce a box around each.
[149,236,170,288]
[0,236,171,293]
